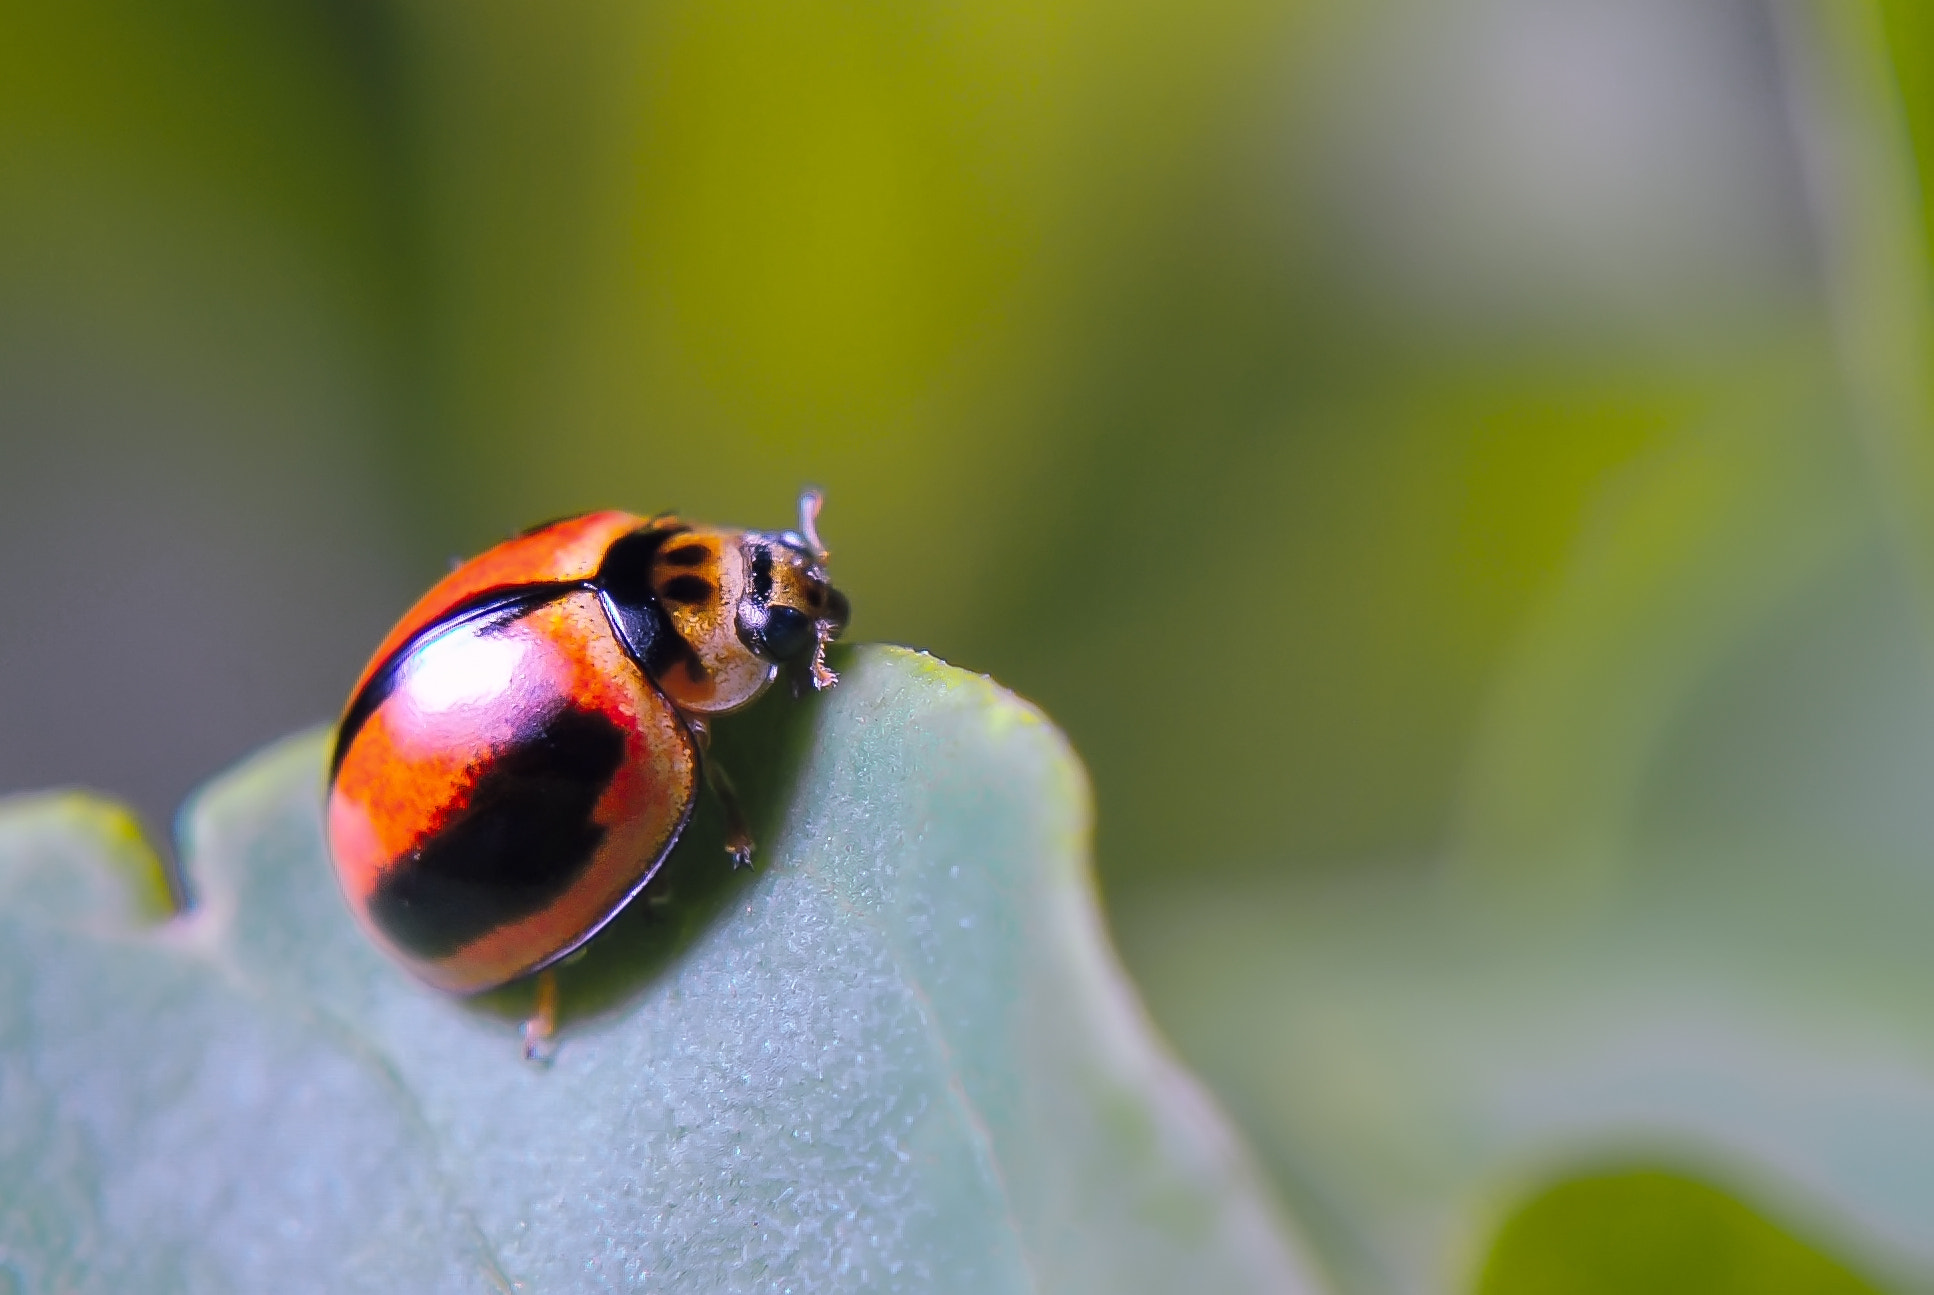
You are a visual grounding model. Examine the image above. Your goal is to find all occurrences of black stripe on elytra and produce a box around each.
[330,583,578,779]
[664,543,710,567]
[659,574,713,606]
[366,705,628,961]
[748,544,774,602]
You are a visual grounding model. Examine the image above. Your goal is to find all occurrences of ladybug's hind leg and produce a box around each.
[521,968,561,1064]
[686,718,756,868]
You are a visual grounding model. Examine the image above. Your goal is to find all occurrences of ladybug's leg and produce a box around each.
[808,639,838,692]
[521,968,561,1064]
[686,717,756,868]
[784,648,838,698]
[708,762,755,869]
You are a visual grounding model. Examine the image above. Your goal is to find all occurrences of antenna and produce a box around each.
[797,489,828,562]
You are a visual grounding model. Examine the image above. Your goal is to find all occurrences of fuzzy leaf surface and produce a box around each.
[0,646,1317,1294]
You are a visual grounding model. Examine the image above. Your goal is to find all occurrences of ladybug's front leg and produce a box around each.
[685,718,756,868]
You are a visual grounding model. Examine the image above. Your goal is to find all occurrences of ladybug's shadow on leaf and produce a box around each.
[465,656,831,1033]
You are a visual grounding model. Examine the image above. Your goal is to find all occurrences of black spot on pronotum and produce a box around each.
[664,543,710,568]
[643,619,702,683]
[748,545,774,602]
[660,574,713,606]
[367,707,628,960]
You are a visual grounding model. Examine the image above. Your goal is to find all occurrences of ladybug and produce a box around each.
[325,491,848,1050]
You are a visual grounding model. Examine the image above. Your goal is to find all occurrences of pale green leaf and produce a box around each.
[0,646,1318,1294]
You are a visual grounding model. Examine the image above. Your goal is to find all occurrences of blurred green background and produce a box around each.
[3,0,1933,1290]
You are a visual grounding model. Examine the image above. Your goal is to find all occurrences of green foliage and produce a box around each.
[1475,1170,1884,1295]
[1114,418,1934,1294]
[0,647,1316,1293]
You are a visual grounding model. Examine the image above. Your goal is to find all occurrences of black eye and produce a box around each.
[753,606,814,662]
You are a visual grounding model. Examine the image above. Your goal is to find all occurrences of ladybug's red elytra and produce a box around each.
[325,491,848,1050]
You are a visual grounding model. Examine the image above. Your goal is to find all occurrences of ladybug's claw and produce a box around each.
[715,777,756,868]
[521,1027,557,1065]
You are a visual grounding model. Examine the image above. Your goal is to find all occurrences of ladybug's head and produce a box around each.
[736,490,850,689]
